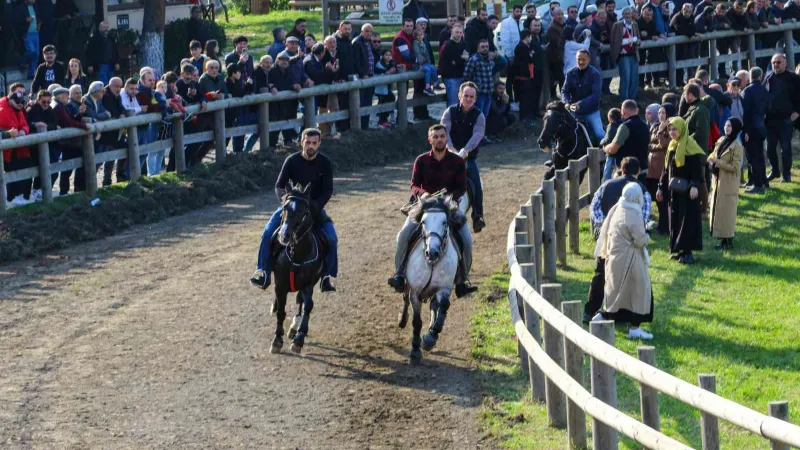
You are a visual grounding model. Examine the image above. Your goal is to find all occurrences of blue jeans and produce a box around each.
[359,86,374,129]
[420,63,437,86]
[617,55,639,101]
[476,94,491,118]
[21,31,39,78]
[603,155,616,181]
[234,111,258,153]
[576,110,605,144]
[257,206,339,278]
[97,64,112,85]
[466,158,483,219]
[145,124,163,176]
[443,77,463,107]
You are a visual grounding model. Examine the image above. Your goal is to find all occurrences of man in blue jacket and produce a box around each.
[562,49,605,143]
[741,66,768,193]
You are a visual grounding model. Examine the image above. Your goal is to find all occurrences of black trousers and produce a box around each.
[377,93,395,124]
[5,155,35,201]
[336,91,350,133]
[506,62,516,103]
[412,78,430,120]
[745,128,767,188]
[514,79,534,121]
[644,177,669,233]
[584,257,605,317]
[59,146,85,194]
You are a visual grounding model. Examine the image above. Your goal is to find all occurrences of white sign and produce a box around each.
[379,0,402,25]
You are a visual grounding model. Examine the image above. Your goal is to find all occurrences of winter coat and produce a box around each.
[610,20,640,62]
[0,96,30,162]
[683,102,710,153]
[595,199,652,316]
[647,122,669,180]
[562,65,602,114]
[709,137,743,238]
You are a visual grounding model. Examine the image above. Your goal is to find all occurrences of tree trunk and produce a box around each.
[141,0,165,76]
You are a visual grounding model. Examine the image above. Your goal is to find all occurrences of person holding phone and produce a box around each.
[224,35,254,80]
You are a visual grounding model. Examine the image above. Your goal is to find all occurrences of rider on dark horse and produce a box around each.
[387,124,478,298]
[441,81,487,233]
[250,128,338,292]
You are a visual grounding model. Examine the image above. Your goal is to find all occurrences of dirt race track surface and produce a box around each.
[0,141,547,449]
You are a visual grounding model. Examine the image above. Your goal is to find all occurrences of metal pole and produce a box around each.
[747,33,757,69]
[126,124,141,182]
[303,96,316,130]
[784,30,795,69]
[709,39,718,82]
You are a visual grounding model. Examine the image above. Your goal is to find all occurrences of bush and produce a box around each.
[163,19,228,73]
[228,0,250,14]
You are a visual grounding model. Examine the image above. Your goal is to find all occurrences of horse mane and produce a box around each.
[408,195,466,227]
[546,100,567,113]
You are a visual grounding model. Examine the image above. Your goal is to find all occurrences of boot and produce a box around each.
[250,269,270,289]
[320,276,336,292]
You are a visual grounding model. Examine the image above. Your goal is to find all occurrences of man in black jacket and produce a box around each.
[352,23,375,129]
[304,43,335,123]
[334,21,356,133]
[465,8,497,55]
[31,45,66,94]
[763,54,800,183]
[741,66,768,193]
[402,0,428,24]
[85,21,119,85]
[224,35,255,82]
[26,89,58,200]
[268,53,301,147]
[100,77,125,185]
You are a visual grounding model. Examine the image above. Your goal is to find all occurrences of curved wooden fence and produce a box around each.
[505,148,800,449]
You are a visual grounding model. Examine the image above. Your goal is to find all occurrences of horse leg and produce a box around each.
[398,291,410,329]
[428,297,439,332]
[422,289,451,351]
[287,293,303,340]
[291,287,314,354]
[409,294,423,365]
[271,289,288,354]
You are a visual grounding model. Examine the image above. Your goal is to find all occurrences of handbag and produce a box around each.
[668,177,690,194]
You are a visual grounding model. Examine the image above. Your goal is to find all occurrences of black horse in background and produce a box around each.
[269,182,325,355]
[537,101,592,181]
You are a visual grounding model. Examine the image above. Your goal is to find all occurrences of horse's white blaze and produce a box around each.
[405,210,458,299]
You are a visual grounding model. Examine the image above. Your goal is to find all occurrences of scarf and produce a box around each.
[666,117,705,167]
[715,117,743,157]
[594,183,650,265]
[646,103,660,127]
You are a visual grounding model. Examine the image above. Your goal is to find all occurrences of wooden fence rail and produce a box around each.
[0,71,434,215]
[505,147,800,449]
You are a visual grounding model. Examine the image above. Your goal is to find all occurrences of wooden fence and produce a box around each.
[505,147,800,449]
[0,71,440,215]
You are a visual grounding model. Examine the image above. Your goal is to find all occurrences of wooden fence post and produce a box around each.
[81,120,97,197]
[348,83,361,130]
[747,33,757,69]
[668,43,677,89]
[567,160,580,255]
[35,124,53,204]
[561,300,587,449]
[303,96,316,130]
[541,179,557,283]
[258,98,270,152]
[520,263,546,403]
[514,213,532,376]
[396,80,409,131]
[126,123,141,183]
[638,346,660,432]
[172,117,186,173]
[699,374,720,450]
[555,170,568,267]
[768,401,790,450]
[784,30,796,69]
[213,109,226,162]
[541,283,566,429]
[709,39,718,82]
[522,196,543,290]
[590,320,618,450]
[588,147,602,198]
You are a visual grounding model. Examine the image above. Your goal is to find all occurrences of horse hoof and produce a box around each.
[287,328,297,339]
[421,332,438,351]
[291,342,303,354]
[409,348,422,365]
[270,338,283,354]
[398,312,408,329]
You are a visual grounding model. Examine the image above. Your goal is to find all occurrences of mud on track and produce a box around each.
[0,142,547,449]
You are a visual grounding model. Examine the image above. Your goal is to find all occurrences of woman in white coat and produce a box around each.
[592,183,654,339]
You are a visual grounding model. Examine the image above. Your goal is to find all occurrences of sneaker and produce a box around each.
[30,189,43,202]
[628,328,653,340]
[678,253,696,265]
[423,88,436,97]
[250,269,270,289]
[745,186,765,194]
[455,282,479,298]
[645,220,657,231]
[591,312,604,322]
[8,195,30,208]
[320,276,336,292]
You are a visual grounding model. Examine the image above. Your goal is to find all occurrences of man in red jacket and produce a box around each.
[0,83,33,206]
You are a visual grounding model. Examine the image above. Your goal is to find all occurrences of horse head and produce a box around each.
[278,181,313,247]
[418,196,460,264]
[538,101,573,152]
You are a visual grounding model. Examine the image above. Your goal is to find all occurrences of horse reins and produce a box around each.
[419,206,452,294]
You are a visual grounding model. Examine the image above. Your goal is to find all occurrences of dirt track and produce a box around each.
[0,141,546,449]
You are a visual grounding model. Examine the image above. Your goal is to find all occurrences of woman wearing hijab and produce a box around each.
[657,117,705,264]
[593,183,654,340]
[646,103,674,234]
[708,118,744,250]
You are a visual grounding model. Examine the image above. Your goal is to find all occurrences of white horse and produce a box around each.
[398,197,462,365]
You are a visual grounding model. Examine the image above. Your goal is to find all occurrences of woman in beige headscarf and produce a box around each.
[593,183,654,340]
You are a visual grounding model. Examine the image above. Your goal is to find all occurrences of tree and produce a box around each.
[141,0,166,76]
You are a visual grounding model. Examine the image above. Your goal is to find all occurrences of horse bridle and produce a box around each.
[421,207,450,265]
[282,195,314,246]
[548,109,581,159]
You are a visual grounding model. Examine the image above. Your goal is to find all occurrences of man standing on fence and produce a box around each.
[763,54,800,183]
[585,156,650,324]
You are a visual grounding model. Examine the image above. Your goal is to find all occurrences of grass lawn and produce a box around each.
[473,165,800,449]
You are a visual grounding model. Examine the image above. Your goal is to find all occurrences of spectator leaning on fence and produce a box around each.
[334,20,357,133]
[268,53,301,148]
[101,77,125,186]
[303,43,334,130]
[26,89,58,201]
[53,86,90,196]
[0,86,32,206]
[374,48,397,129]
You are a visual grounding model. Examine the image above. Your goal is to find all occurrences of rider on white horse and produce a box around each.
[387,124,478,298]
[250,128,338,292]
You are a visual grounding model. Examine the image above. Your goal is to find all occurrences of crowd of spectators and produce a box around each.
[2,0,800,210]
